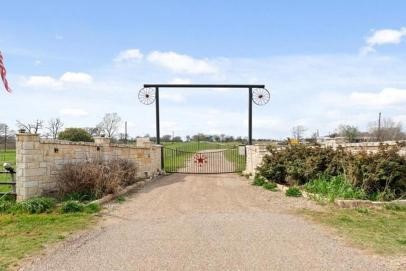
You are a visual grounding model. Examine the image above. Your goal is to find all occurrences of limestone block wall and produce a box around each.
[16,134,162,201]
[244,142,406,176]
[330,141,406,155]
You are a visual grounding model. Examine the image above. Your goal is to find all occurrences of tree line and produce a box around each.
[291,116,405,143]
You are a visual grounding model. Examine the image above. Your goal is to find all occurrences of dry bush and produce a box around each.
[56,159,138,199]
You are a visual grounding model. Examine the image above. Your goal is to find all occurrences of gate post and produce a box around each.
[248,87,253,145]
[155,87,164,170]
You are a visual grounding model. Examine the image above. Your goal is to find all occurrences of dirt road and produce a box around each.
[21,174,398,270]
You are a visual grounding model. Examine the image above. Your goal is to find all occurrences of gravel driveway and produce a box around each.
[21,174,400,271]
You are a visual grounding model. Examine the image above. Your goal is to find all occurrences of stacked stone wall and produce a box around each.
[16,134,161,201]
[244,141,406,176]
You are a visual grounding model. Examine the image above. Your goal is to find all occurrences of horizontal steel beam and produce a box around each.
[143,84,265,89]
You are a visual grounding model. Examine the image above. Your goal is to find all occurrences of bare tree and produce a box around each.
[337,124,359,143]
[369,118,404,141]
[98,113,121,138]
[16,119,44,134]
[291,125,306,140]
[47,118,64,139]
[0,123,7,135]
[84,127,102,137]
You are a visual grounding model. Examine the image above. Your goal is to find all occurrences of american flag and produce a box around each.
[0,50,12,93]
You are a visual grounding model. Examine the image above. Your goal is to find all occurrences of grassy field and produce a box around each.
[223,147,246,172]
[0,212,97,270]
[0,150,16,194]
[300,205,406,255]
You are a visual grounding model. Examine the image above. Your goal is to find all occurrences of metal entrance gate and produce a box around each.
[163,145,246,174]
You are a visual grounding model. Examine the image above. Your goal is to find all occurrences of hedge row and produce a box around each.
[256,144,406,200]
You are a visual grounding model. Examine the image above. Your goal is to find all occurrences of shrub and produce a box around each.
[116,196,126,203]
[257,144,406,200]
[344,145,406,200]
[18,197,56,214]
[56,159,138,199]
[84,203,101,213]
[252,175,266,186]
[262,182,277,191]
[285,187,302,197]
[0,199,14,213]
[304,175,366,202]
[64,192,97,203]
[58,128,94,142]
[61,200,84,213]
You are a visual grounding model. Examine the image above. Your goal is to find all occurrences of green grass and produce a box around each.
[285,187,302,197]
[262,182,278,191]
[300,205,406,255]
[163,141,238,152]
[0,212,97,270]
[252,175,266,186]
[304,175,366,202]
[224,147,246,172]
[0,150,16,194]
[116,196,126,204]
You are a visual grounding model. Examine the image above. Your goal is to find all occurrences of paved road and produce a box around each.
[22,174,400,270]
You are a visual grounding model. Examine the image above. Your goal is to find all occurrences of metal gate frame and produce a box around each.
[163,145,246,174]
[138,83,270,171]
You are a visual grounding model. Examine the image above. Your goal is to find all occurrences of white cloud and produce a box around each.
[60,72,93,84]
[160,92,186,103]
[147,51,218,74]
[114,49,143,62]
[24,76,61,88]
[59,108,88,117]
[361,27,406,55]
[168,78,192,84]
[22,72,93,89]
[349,88,406,107]
[10,53,406,138]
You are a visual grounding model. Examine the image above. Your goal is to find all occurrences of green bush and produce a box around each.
[262,182,277,191]
[0,199,14,213]
[61,200,85,213]
[18,197,56,214]
[61,201,100,214]
[304,175,366,202]
[285,187,302,197]
[252,175,266,186]
[58,128,94,142]
[84,203,101,213]
[257,144,406,200]
[64,192,97,202]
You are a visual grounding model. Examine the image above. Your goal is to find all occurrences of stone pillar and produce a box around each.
[136,137,152,148]
[16,133,44,201]
[94,137,111,145]
[244,144,269,177]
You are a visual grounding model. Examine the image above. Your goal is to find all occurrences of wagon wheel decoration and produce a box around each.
[193,153,208,167]
[252,88,270,106]
[138,87,156,105]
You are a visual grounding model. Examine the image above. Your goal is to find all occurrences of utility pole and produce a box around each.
[4,125,7,153]
[378,112,382,142]
[124,121,128,144]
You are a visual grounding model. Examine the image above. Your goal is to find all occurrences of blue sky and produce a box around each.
[1,1,406,139]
